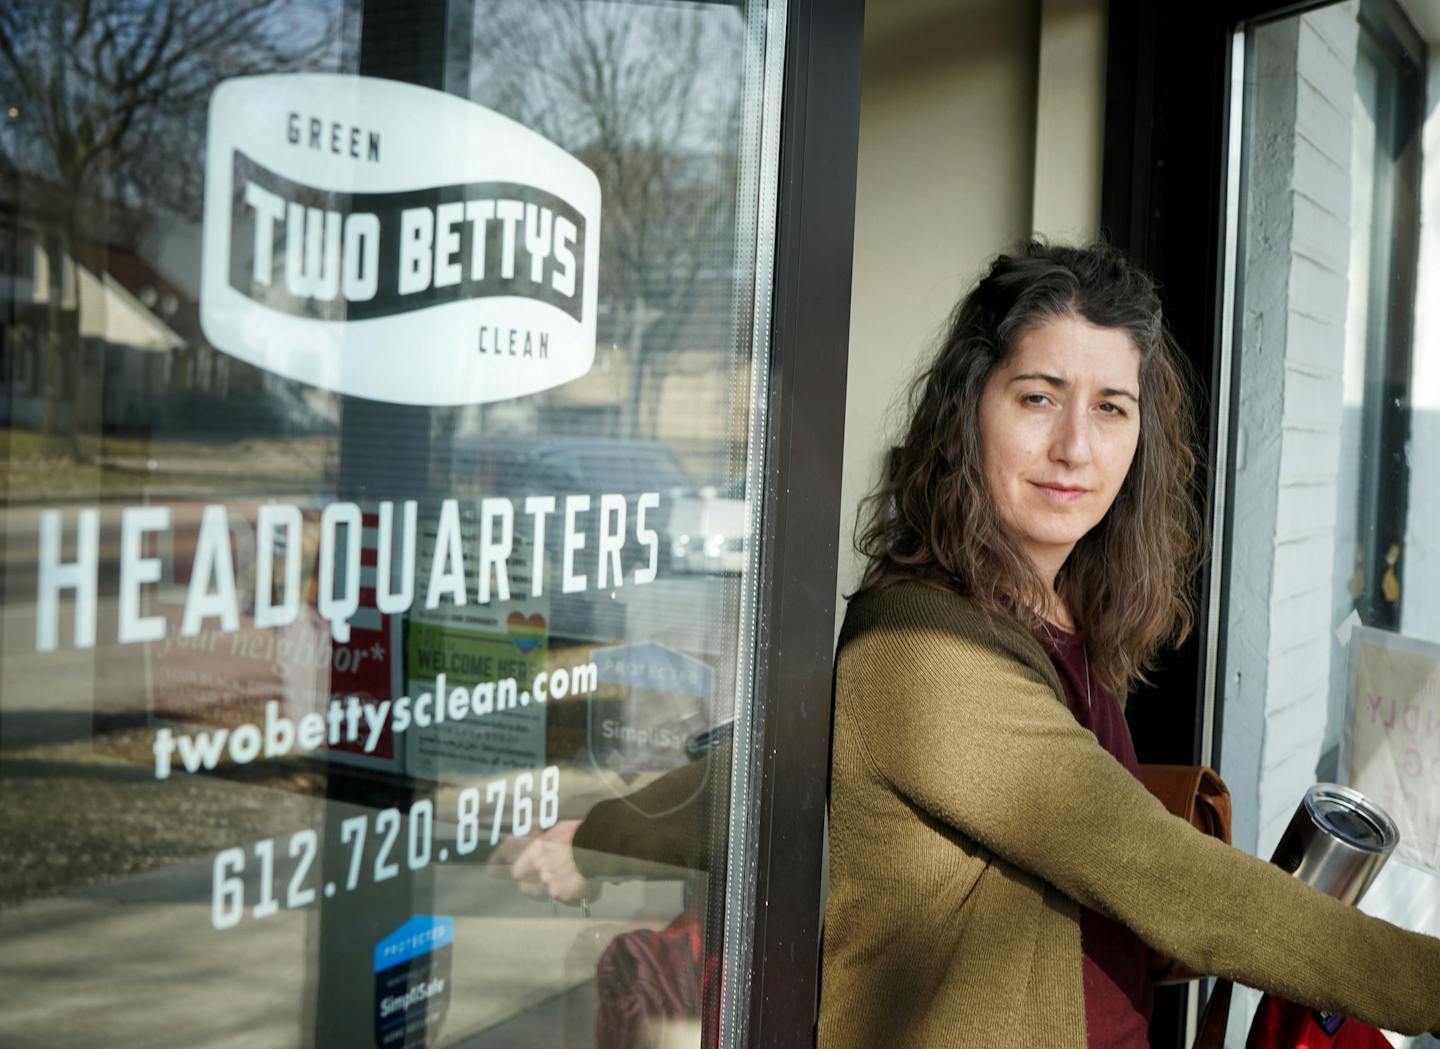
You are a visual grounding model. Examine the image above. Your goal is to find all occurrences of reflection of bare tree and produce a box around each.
[477,1,743,437]
[0,0,331,457]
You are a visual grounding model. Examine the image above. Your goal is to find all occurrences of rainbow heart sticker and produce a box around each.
[506,612,546,653]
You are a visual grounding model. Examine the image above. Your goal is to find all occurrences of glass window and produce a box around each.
[0,1,784,1045]
[1220,0,1438,1040]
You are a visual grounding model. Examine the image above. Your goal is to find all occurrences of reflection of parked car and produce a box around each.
[453,435,691,530]
[667,480,749,575]
[450,435,693,642]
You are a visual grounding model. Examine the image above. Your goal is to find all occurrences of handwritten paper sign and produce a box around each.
[1343,626,1440,874]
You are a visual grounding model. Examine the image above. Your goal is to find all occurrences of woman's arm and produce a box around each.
[841,607,1440,1036]
[506,742,728,902]
[571,739,730,878]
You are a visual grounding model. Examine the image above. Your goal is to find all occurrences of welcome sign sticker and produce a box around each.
[200,74,602,405]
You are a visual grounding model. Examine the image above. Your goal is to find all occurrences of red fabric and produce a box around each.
[594,904,719,1049]
[1040,626,1155,1049]
[1245,994,1393,1049]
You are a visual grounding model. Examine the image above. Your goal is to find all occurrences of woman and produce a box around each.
[818,242,1440,1049]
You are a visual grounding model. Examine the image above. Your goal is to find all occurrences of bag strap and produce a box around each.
[1193,978,1233,1049]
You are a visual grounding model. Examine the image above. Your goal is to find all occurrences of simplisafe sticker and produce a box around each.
[374,915,453,1048]
[587,641,715,816]
[200,74,601,405]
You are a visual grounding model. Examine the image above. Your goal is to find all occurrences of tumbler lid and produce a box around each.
[1303,784,1399,854]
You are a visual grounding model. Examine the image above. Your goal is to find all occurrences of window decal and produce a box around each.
[200,74,601,405]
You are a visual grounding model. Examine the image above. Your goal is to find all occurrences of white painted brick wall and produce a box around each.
[1272,482,1338,537]
[1228,9,1314,879]
[1228,2,1356,823]
[1257,0,1356,898]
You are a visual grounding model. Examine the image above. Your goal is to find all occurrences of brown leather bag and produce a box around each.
[1138,764,1235,1049]
[1137,764,1232,985]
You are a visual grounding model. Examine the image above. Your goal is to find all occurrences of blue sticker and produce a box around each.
[592,641,715,699]
[374,915,454,973]
[374,916,453,1048]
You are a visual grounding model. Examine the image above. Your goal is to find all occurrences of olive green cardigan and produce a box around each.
[818,583,1440,1049]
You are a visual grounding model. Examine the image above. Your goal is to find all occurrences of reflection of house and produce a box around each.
[0,173,334,436]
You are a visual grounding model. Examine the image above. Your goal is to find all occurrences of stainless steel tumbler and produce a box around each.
[1193,783,1402,1048]
[1268,783,1400,906]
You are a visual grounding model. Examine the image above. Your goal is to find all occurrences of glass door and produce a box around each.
[0,1,792,1045]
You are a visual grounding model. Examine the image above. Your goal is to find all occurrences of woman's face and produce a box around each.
[977,313,1142,583]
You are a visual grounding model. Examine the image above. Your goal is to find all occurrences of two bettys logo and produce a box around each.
[200,74,601,405]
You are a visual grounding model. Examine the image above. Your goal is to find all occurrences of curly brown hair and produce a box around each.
[854,241,1203,694]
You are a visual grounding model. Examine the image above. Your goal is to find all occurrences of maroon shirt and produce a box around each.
[1037,625,1154,1049]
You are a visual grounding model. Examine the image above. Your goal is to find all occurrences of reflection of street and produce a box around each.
[0,839,682,1049]
[2,588,175,903]
[2,582,696,1044]
[0,432,336,508]
[1,513,730,1046]
[0,562,738,900]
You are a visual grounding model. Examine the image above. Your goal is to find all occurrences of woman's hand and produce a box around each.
[509,818,596,905]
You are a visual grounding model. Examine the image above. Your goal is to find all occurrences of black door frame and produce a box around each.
[738,0,863,1046]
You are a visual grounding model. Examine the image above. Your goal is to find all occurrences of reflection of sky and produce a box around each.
[0,0,348,184]
[0,0,740,201]
[468,0,744,157]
